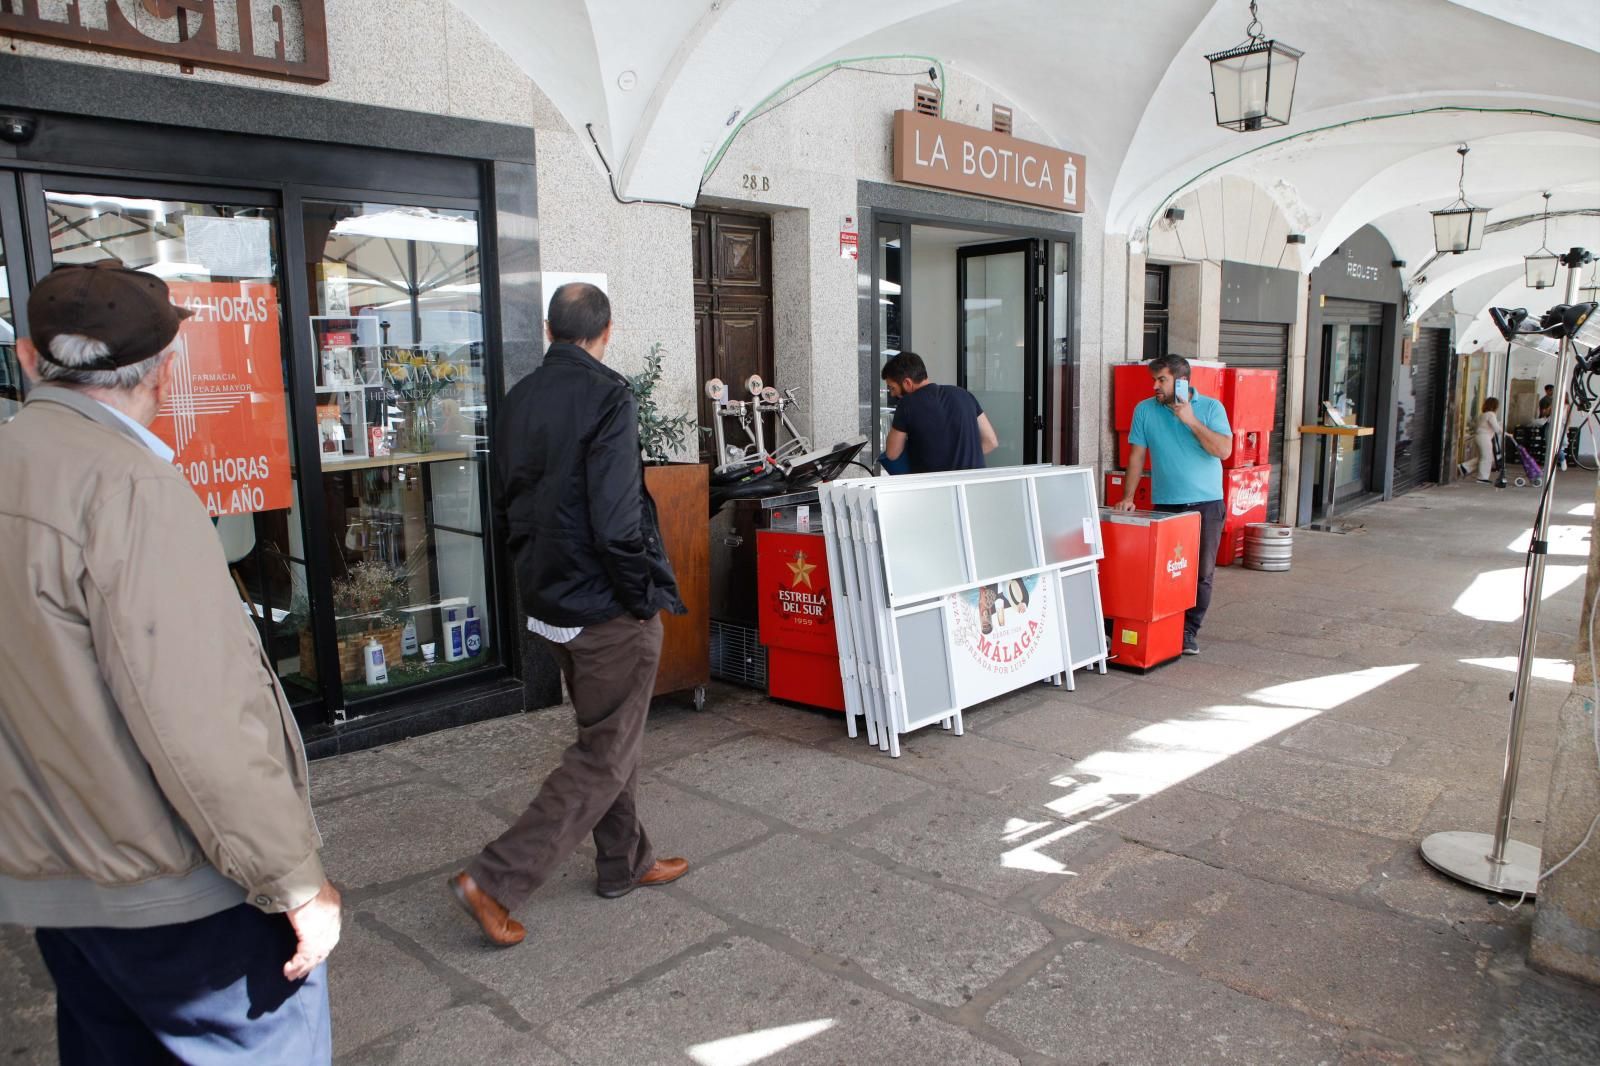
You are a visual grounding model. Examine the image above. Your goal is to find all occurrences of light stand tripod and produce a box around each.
[1421,247,1597,895]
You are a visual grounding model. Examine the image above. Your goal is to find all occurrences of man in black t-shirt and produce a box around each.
[881,351,998,473]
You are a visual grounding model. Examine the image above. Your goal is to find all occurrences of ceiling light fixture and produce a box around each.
[1431,145,1488,254]
[1525,192,1559,290]
[1205,1,1303,133]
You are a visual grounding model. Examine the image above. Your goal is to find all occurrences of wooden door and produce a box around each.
[692,209,774,461]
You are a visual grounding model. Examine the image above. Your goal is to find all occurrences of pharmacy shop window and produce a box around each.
[300,199,497,701]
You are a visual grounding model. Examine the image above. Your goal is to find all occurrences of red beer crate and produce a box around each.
[1217,465,1271,566]
[1221,427,1268,469]
[1218,367,1278,433]
[1113,362,1151,432]
[1108,613,1186,671]
[1104,469,1152,511]
[1115,360,1228,431]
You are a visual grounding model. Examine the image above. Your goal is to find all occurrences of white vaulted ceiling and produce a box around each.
[450,0,1600,324]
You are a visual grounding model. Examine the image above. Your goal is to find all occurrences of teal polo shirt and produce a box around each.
[1128,390,1231,504]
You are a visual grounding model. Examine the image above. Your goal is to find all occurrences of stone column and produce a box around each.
[1530,471,1600,984]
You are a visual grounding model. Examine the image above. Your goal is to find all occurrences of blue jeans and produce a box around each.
[1154,499,1226,638]
[33,903,331,1065]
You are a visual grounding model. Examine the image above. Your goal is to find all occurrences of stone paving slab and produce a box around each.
[1277,718,1410,768]
[1041,845,1497,1049]
[987,939,1350,1066]
[824,726,1061,798]
[340,1005,575,1066]
[0,927,54,1066]
[318,781,511,891]
[657,734,928,832]
[683,834,1051,1007]
[385,714,569,799]
[847,787,1117,899]
[328,915,454,1054]
[544,936,1022,1066]
[1184,746,1446,839]
[365,858,727,1024]
[1191,807,1406,897]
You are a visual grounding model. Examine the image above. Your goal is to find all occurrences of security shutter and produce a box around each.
[1321,298,1384,327]
[1394,327,1449,495]
[1219,321,1289,521]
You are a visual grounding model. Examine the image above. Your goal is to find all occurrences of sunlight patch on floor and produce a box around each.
[1000,820,1095,873]
[1569,502,1595,518]
[1452,565,1586,622]
[1460,656,1575,683]
[1247,664,1420,711]
[1035,703,1323,825]
[688,1019,837,1066]
[1506,524,1592,556]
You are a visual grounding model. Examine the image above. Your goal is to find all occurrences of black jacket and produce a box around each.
[494,344,685,627]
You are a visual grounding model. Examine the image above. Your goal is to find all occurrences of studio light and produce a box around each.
[1423,247,1594,898]
[1525,193,1559,290]
[1205,1,1303,133]
[1430,145,1488,255]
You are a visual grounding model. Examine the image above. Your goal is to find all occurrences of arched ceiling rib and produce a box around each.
[448,0,1599,335]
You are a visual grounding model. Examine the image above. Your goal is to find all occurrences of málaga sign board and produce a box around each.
[891,109,1085,214]
[0,0,330,84]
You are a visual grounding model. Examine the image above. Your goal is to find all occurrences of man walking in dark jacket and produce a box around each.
[451,283,688,947]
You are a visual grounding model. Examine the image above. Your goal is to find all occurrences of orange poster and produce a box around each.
[153,281,292,517]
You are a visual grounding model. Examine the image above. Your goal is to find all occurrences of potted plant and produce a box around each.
[300,560,409,683]
[629,342,710,706]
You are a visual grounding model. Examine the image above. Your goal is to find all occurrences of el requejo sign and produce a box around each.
[0,0,330,83]
[891,109,1086,213]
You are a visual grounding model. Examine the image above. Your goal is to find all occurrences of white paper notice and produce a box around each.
[187,216,273,279]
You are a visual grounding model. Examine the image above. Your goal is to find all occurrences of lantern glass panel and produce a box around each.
[1525,254,1558,290]
[1208,40,1301,132]
[1432,206,1487,254]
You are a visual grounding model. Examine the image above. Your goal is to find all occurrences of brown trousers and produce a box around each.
[468,613,663,909]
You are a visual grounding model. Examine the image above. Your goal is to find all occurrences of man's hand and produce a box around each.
[1114,498,1137,512]
[1172,399,1198,427]
[284,878,342,981]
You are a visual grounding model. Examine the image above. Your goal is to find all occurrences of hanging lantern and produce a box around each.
[1205,2,1303,132]
[1431,145,1488,255]
[1579,261,1600,303]
[1524,193,1559,290]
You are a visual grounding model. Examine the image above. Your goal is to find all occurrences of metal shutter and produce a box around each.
[1321,298,1384,327]
[1394,327,1449,495]
[1219,321,1289,521]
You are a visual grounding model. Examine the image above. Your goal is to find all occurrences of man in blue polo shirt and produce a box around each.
[1114,354,1233,655]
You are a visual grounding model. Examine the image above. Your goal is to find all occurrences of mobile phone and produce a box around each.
[1175,379,1190,403]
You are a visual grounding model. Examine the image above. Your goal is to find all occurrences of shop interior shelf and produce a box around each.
[320,450,471,472]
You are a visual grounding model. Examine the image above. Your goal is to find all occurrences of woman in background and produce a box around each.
[1475,398,1503,483]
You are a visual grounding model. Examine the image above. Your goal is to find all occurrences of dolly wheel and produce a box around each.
[693,686,707,712]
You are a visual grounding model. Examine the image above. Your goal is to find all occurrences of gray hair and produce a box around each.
[37,334,167,391]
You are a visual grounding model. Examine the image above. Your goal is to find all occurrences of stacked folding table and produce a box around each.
[818,465,1109,757]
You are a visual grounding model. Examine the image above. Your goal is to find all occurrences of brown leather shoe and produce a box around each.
[596,857,690,899]
[449,872,525,947]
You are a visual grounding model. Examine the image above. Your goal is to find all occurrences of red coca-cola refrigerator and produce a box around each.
[756,530,845,712]
[1218,466,1271,566]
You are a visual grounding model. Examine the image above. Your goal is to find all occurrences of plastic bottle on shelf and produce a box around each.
[443,608,467,662]
[363,637,389,685]
[464,606,483,657]
[402,617,419,657]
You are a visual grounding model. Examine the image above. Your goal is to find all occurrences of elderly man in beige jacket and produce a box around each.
[0,263,340,1064]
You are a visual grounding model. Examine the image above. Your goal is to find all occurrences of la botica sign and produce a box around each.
[891,110,1086,213]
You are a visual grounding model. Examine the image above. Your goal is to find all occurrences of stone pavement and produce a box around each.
[5,477,1600,1065]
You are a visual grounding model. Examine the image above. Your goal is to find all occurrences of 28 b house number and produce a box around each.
[741,174,770,192]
